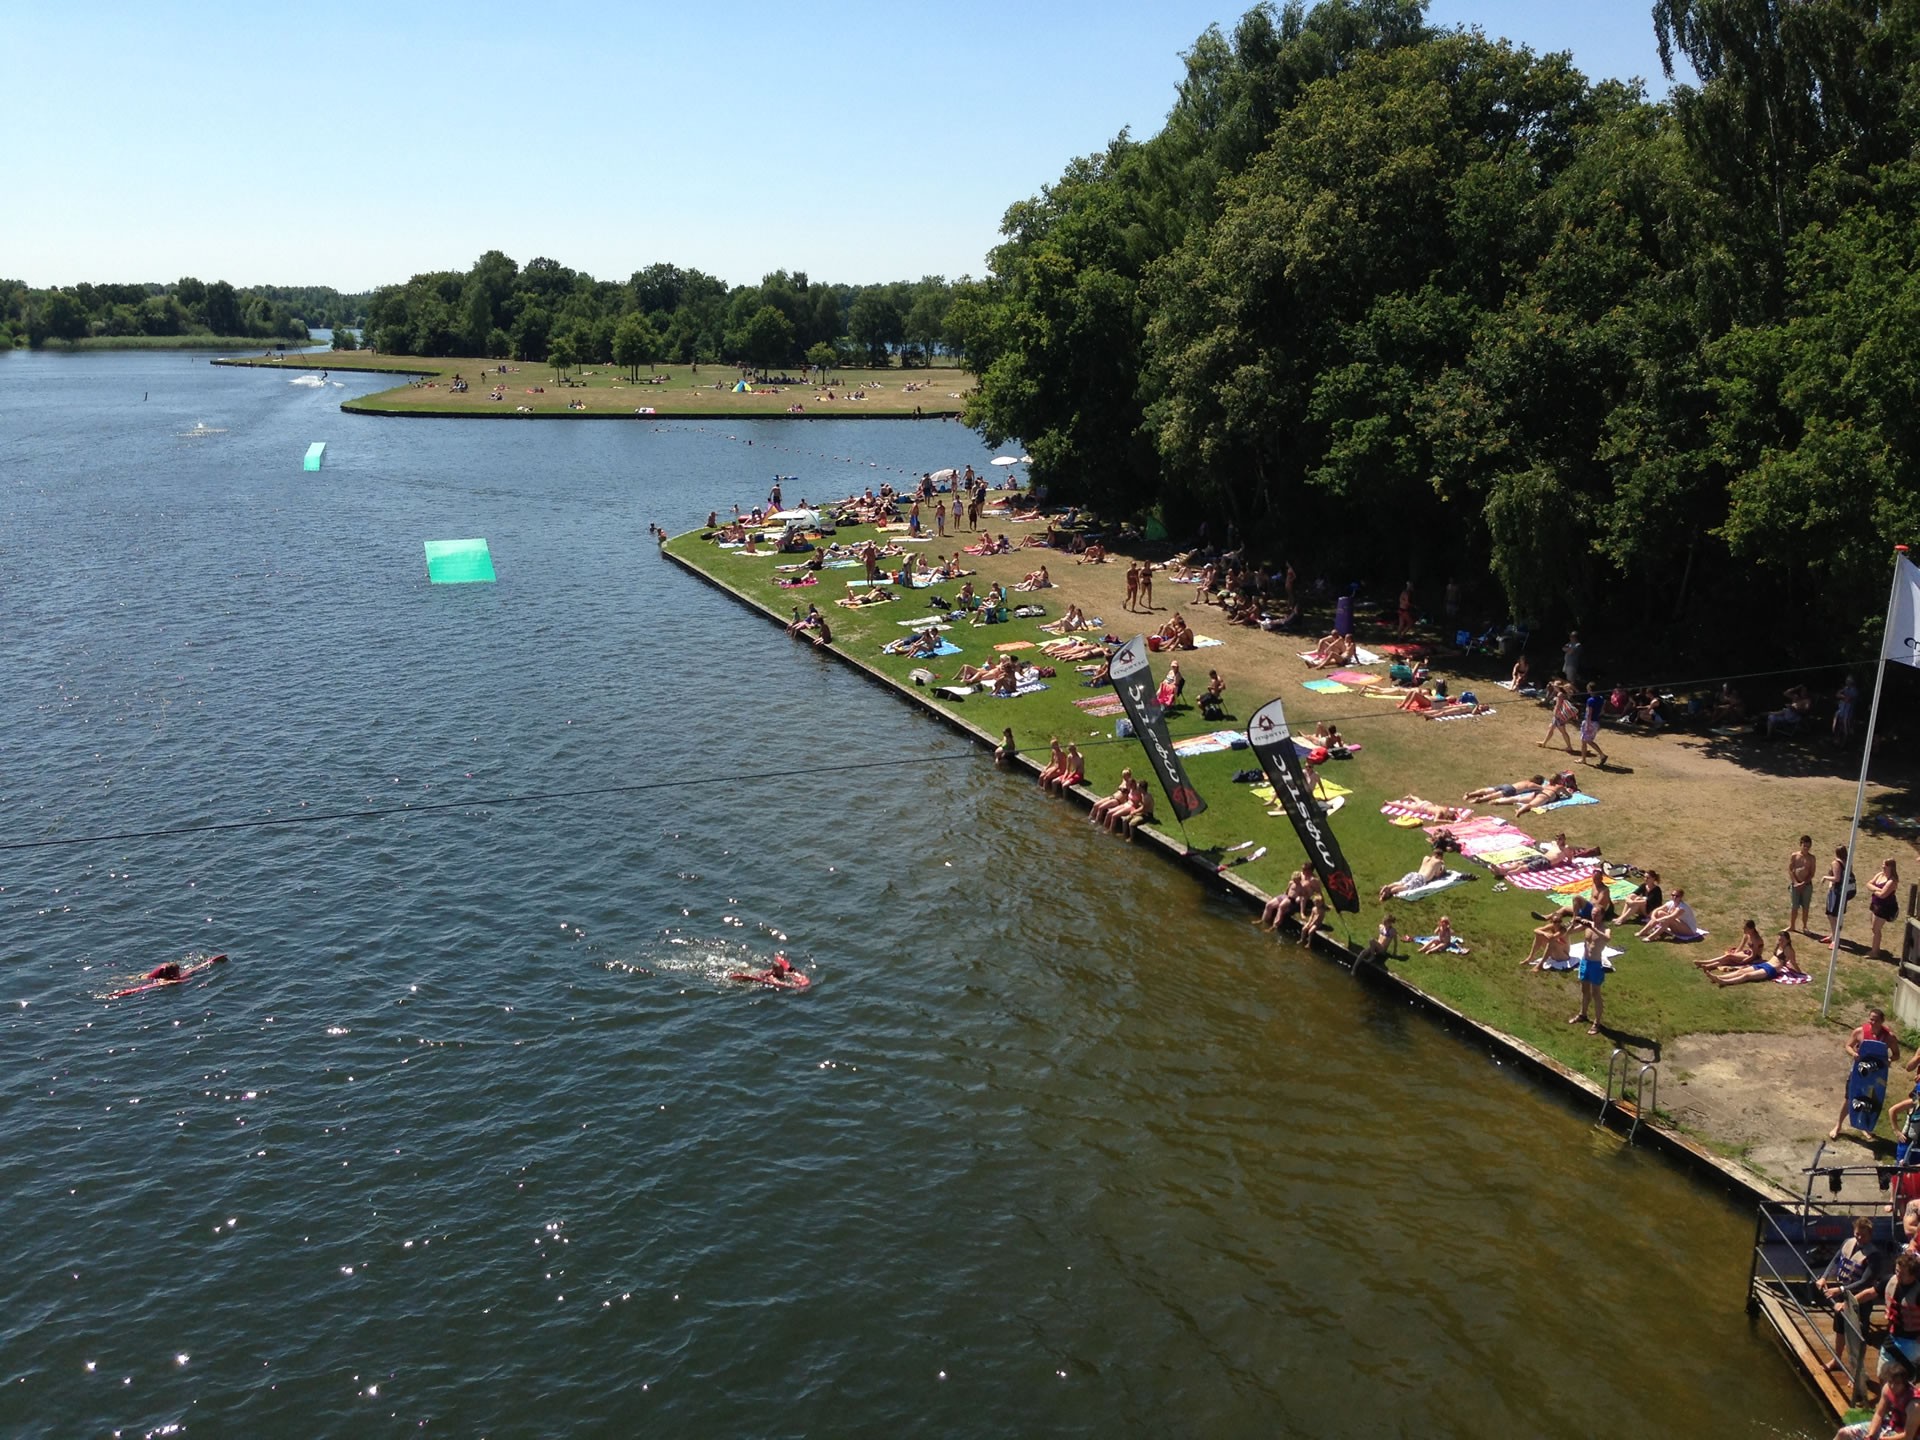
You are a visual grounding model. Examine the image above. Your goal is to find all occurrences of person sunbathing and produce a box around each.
[1150,613,1195,651]
[1015,565,1052,591]
[1419,917,1470,955]
[1088,769,1135,827]
[1710,930,1804,986]
[1425,698,1494,719]
[1695,919,1765,971]
[1036,736,1067,788]
[1379,847,1450,902]
[1637,889,1702,941]
[990,657,1025,696]
[1494,833,1599,877]
[1522,911,1574,970]
[1198,669,1228,721]
[1396,686,1435,713]
[1155,659,1185,709]
[1389,796,1467,822]
[1076,542,1106,564]
[1463,775,1547,803]
[951,661,995,686]
[1514,775,1580,814]
[1304,632,1356,668]
[1616,871,1662,924]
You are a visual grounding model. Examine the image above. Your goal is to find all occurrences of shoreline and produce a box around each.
[661,534,1792,1210]
[213,352,969,419]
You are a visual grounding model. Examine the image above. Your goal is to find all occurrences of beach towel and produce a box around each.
[896,619,952,629]
[1412,936,1471,954]
[1504,860,1603,891]
[1328,671,1381,687]
[1431,707,1497,721]
[774,576,818,588]
[982,679,1049,699]
[1395,871,1471,901]
[1775,970,1812,985]
[993,641,1036,652]
[1172,731,1240,758]
[1074,697,1127,717]
[1567,941,1624,965]
[1539,791,1600,811]
[1303,679,1349,694]
[1470,842,1545,867]
[1550,876,1640,902]
[1382,802,1471,822]
[1190,635,1224,648]
[1354,647,1382,666]
[1426,814,1514,839]
[932,685,976,699]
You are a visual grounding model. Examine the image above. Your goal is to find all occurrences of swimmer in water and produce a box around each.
[109,952,227,998]
[729,952,810,990]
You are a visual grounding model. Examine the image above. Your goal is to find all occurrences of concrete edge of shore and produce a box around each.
[661,539,1796,1209]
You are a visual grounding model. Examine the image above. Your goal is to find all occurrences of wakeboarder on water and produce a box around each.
[728,952,810,991]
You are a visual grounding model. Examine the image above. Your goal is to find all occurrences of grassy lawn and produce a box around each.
[665,502,1920,1099]
[213,351,971,418]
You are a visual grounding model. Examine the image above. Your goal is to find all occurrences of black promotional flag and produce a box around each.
[1109,636,1207,822]
[1247,696,1359,913]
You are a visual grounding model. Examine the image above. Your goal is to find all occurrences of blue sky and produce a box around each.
[12,2,1679,293]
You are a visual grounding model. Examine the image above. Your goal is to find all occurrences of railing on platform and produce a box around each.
[1599,1048,1658,1144]
[1746,1158,1920,1410]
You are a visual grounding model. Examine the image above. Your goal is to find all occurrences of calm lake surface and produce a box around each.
[1,350,1825,1436]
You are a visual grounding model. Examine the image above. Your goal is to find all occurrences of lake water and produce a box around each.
[0,350,1824,1436]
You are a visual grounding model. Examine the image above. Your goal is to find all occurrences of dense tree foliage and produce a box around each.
[0,278,363,348]
[361,253,968,375]
[964,0,1920,660]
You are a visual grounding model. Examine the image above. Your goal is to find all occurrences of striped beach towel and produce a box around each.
[1382,802,1472,822]
[1504,860,1604,891]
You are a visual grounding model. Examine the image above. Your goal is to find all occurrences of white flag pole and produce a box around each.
[1821,547,1911,1018]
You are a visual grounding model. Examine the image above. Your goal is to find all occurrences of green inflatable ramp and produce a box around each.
[303,442,326,471]
[424,538,496,584]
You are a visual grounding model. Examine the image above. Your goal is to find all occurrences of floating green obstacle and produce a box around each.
[423,538,496,584]
[303,442,326,471]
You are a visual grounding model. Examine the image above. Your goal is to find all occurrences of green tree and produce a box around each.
[202,280,239,335]
[847,293,902,366]
[549,335,577,379]
[612,312,661,380]
[738,304,795,373]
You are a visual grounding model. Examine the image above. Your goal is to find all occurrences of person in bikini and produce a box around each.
[1463,775,1546,803]
[1088,769,1135,828]
[1419,916,1469,954]
[1709,929,1805,986]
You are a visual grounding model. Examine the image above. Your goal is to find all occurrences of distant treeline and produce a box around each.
[960,0,1920,658]
[0,279,367,348]
[361,253,965,372]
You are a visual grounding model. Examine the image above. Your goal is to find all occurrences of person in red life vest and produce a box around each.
[1832,1008,1904,1141]
[1834,1350,1916,1438]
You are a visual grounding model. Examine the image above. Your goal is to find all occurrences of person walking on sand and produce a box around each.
[1539,681,1577,753]
[1789,835,1818,935]
[1578,682,1610,767]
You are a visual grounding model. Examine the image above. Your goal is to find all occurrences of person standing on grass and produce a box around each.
[1579,682,1611,767]
[1123,564,1140,612]
[1539,681,1578,753]
[1835,674,1861,745]
[1821,846,1858,945]
[1789,836,1818,935]
[1138,564,1154,611]
[1562,631,1583,687]
[1397,580,1415,637]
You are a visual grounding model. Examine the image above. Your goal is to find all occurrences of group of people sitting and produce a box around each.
[1035,737,1087,796]
[1147,612,1197,652]
[1258,865,1329,949]
[1692,919,1807,985]
[1087,767,1156,839]
[1303,632,1357,668]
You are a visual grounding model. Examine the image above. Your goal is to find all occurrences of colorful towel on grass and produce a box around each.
[896,619,953,629]
[981,680,1050,699]
[774,576,818,588]
[993,641,1036,652]
[1074,697,1127,717]
[1776,971,1812,985]
[1413,937,1471,954]
[1471,842,1546,867]
[882,639,962,657]
[1539,791,1600,811]
[1431,706,1497,722]
[1328,671,1381,686]
[1396,870,1472,901]
[1303,679,1349,694]
[1252,780,1351,804]
[1550,876,1640,902]
[1382,802,1472,822]
[1172,730,1246,758]
[1504,860,1603,891]
[1190,635,1225,648]
[1425,815,1515,840]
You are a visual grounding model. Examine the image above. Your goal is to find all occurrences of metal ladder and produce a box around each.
[1600,1047,1658,1144]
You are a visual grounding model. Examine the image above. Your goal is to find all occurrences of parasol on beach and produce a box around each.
[990,456,1019,467]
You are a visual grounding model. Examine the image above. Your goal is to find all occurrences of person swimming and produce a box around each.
[729,952,811,991]
[108,952,228,998]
